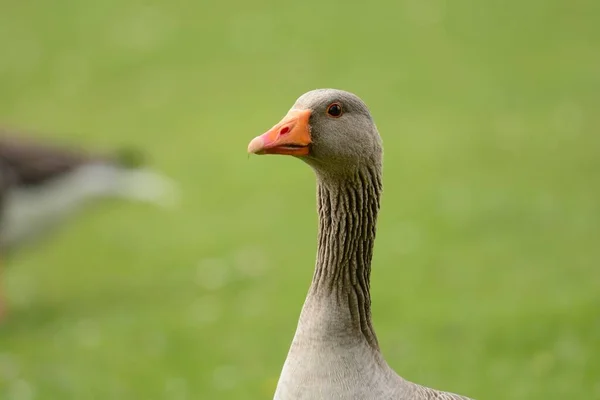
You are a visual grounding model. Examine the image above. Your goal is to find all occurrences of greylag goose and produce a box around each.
[247,89,474,400]
[0,132,178,320]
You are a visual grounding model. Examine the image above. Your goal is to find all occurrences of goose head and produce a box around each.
[247,89,382,177]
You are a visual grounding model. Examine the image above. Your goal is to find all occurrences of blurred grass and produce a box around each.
[0,0,599,399]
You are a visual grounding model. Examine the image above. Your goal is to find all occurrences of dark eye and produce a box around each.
[326,103,343,118]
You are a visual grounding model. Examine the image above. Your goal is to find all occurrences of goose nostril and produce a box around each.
[280,126,290,135]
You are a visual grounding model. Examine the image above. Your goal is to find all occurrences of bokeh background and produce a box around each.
[1,0,599,399]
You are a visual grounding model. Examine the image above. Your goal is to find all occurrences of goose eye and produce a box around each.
[326,103,343,118]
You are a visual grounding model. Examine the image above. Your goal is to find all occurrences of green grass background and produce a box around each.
[1,0,599,399]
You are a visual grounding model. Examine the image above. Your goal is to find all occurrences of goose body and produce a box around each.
[0,132,178,320]
[248,89,474,400]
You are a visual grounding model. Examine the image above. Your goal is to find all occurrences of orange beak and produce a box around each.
[247,109,312,156]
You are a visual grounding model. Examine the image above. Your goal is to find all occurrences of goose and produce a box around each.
[0,131,179,321]
[247,89,474,400]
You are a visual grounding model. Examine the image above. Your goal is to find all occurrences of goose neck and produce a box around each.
[302,165,382,349]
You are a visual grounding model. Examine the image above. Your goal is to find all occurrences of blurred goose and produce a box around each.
[248,89,473,399]
[0,131,179,320]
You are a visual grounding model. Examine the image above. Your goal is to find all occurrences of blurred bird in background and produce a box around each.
[0,130,179,322]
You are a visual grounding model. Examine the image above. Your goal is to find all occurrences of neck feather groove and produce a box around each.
[307,164,382,349]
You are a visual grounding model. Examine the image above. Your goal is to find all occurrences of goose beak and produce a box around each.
[247,109,312,156]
